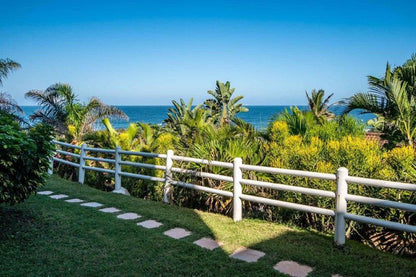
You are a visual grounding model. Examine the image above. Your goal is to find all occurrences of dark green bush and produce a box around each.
[0,112,54,205]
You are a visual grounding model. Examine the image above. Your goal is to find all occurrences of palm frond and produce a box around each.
[0,58,21,85]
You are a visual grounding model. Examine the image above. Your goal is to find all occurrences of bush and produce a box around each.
[264,120,416,255]
[0,112,54,205]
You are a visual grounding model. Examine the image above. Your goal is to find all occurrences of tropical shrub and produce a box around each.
[343,54,416,147]
[25,83,128,143]
[45,76,416,256]
[0,111,54,205]
[263,120,416,255]
[204,80,248,126]
[305,89,334,124]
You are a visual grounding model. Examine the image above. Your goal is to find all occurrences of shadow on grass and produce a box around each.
[196,207,416,277]
[1,175,415,276]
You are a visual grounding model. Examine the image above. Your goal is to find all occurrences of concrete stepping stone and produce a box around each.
[116,213,141,220]
[65,198,84,203]
[229,247,265,263]
[38,191,54,195]
[332,275,343,277]
[99,207,121,213]
[80,202,103,208]
[164,228,191,239]
[137,219,163,229]
[193,237,223,250]
[273,261,313,277]
[50,194,68,199]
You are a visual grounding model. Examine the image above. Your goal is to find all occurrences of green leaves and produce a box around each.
[305,89,334,124]
[342,53,416,146]
[0,112,54,205]
[0,58,21,86]
[25,83,128,143]
[204,80,249,126]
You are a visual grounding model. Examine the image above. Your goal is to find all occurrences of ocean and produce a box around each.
[21,106,375,130]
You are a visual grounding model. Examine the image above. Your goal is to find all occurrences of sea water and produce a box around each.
[21,105,375,130]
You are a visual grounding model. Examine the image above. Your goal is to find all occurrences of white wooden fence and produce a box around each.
[50,140,416,246]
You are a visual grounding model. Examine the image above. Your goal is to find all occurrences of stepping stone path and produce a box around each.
[230,247,265,263]
[36,190,341,276]
[273,261,313,277]
[193,237,222,250]
[164,228,191,239]
[50,194,68,199]
[38,191,54,195]
[65,198,84,203]
[99,207,121,213]
[80,202,103,208]
[137,219,163,229]
[117,213,141,220]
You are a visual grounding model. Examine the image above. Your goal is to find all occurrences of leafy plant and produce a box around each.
[342,54,416,147]
[0,58,21,85]
[204,81,248,126]
[25,83,128,143]
[306,89,334,124]
[0,111,54,205]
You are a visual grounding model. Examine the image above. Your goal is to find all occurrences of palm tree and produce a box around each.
[342,55,416,146]
[26,83,76,134]
[0,58,21,86]
[204,81,248,126]
[397,54,416,97]
[0,92,23,115]
[164,98,213,145]
[278,107,314,137]
[305,89,334,124]
[0,58,22,114]
[164,98,204,131]
[25,83,128,142]
[100,117,140,149]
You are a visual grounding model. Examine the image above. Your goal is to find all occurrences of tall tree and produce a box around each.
[204,81,248,126]
[342,54,416,146]
[0,58,21,85]
[0,92,23,115]
[0,58,23,120]
[25,83,128,143]
[305,89,334,124]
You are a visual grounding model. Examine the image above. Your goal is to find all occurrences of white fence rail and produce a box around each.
[50,140,416,246]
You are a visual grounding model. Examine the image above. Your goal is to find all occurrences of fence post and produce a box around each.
[334,167,348,246]
[48,155,54,175]
[233,157,243,222]
[78,143,86,184]
[114,146,121,191]
[163,149,174,203]
[113,146,129,195]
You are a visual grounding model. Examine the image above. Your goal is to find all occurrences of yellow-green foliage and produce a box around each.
[75,117,415,255]
[267,121,406,180]
[270,120,289,142]
[153,132,177,153]
[264,121,416,237]
[384,146,415,181]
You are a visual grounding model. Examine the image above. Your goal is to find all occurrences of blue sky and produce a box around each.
[1,0,415,105]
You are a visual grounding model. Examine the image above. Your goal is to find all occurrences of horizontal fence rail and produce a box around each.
[50,140,416,246]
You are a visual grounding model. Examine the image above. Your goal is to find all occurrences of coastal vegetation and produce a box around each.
[47,74,416,256]
[0,111,54,205]
[0,59,23,120]
[25,83,128,143]
[0,59,54,205]
[343,54,416,148]
[2,54,416,256]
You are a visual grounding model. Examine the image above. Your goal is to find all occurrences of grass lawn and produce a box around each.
[1,175,415,276]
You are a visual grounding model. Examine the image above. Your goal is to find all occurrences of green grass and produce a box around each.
[1,175,415,276]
